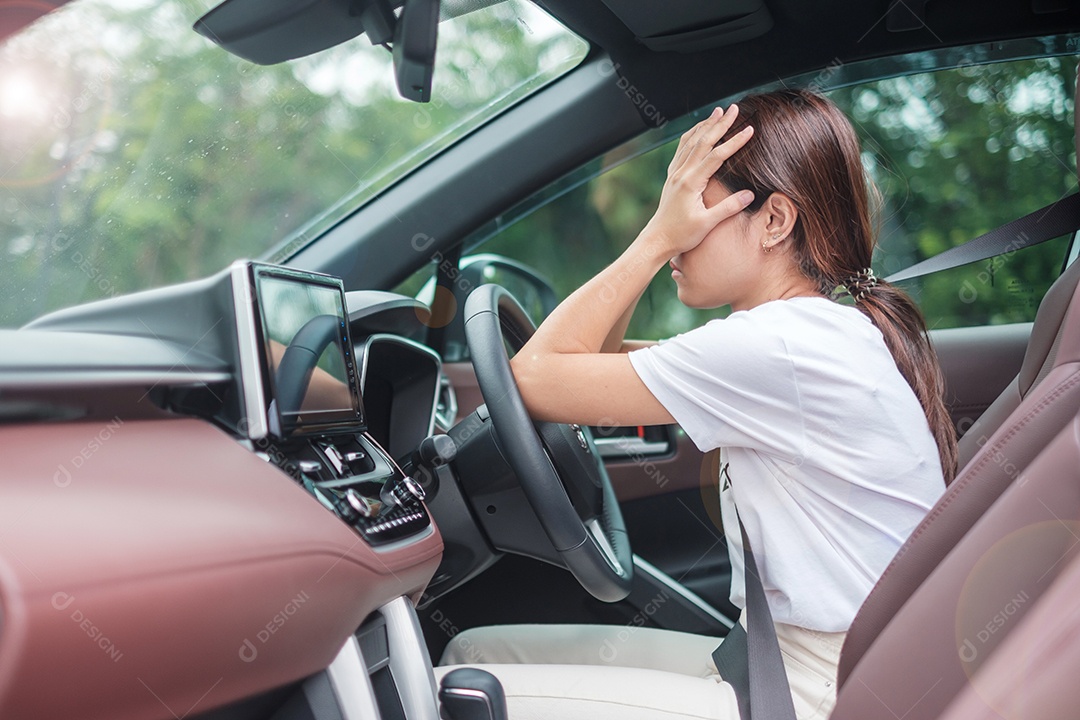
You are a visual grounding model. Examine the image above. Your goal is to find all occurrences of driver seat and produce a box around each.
[836,251,1080,687]
[831,409,1080,719]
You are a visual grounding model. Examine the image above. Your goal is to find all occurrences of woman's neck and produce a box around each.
[732,274,825,312]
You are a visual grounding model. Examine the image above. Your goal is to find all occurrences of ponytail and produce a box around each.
[850,281,958,484]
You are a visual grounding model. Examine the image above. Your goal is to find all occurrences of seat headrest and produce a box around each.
[1019,257,1080,395]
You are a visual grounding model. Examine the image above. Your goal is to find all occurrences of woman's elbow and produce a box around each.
[509,353,555,420]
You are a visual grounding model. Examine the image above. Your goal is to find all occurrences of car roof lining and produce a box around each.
[536,0,1080,125]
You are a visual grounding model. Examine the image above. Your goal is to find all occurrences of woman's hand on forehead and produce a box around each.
[639,105,756,258]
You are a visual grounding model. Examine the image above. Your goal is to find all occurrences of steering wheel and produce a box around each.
[463,284,633,602]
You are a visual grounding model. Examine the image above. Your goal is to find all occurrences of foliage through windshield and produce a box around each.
[0,0,586,327]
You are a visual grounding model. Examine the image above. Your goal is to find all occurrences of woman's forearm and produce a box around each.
[600,287,647,353]
[517,235,669,361]
[508,235,670,424]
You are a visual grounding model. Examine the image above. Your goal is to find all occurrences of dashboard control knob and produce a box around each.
[379,480,401,509]
[345,489,377,518]
[400,475,426,501]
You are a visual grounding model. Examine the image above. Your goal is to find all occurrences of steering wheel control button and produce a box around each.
[569,424,590,453]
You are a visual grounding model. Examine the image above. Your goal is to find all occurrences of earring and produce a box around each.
[763,234,780,253]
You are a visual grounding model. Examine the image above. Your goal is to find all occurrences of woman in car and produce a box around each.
[439,89,955,720]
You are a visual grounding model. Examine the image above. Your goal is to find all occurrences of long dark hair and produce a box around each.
[716,89,958,484]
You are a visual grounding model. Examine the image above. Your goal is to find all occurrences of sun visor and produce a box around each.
[192,0,369,65]
[599,0,772,53]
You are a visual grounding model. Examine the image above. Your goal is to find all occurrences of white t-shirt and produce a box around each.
[628,296,945,632]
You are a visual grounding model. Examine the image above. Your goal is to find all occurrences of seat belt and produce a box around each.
[711,513,797,720]
[885,192,1080,283]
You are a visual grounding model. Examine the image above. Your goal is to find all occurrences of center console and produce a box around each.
[298,433,431,545]
[232,261,431,546]
[227,262,496,720]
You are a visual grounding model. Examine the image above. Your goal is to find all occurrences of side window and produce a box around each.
[829,56,1077,329]
[470,54,1078,338]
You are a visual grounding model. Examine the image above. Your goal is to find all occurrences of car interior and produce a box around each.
[2,0,1080,719]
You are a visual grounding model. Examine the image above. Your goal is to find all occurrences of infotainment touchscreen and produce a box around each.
[250,263,365,438]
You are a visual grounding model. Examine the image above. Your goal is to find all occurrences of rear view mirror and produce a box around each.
[393,0,439,103]
[193,0,439,103]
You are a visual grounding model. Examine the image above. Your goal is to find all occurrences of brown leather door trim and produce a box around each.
[933,322,1031,435]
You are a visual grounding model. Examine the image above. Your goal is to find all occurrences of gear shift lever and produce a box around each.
[438,668,508,720]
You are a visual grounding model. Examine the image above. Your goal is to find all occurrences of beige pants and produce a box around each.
[436,620,844,720]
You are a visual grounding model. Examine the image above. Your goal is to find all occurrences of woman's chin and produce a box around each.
[677,286,725,310]
[676,286,703,309]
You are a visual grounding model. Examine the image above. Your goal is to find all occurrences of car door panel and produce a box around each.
[931,323,1031,436]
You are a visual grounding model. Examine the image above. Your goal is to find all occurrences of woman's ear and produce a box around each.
[760,192,798,252]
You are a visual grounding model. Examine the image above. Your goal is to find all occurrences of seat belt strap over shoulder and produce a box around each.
[885,192,1080,284]
[711,513,797,720]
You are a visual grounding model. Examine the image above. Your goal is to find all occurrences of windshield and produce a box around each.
[0,0,587,327]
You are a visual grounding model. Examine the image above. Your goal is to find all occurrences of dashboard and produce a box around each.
[0,261,457,719]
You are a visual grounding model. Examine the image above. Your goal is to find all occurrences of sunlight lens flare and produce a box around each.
[0,71,47,120]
